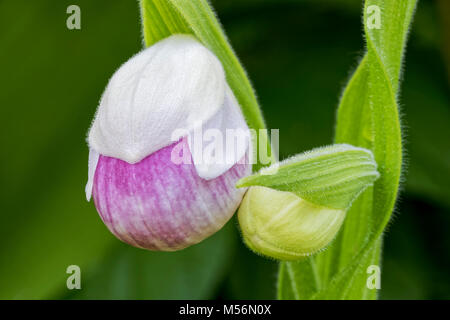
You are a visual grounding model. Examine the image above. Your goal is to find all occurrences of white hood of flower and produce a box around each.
[86,35,250,200]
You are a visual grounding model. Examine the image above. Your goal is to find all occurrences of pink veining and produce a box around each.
[92,137,250,251]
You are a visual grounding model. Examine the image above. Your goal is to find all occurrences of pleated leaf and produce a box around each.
[237,144,379,210]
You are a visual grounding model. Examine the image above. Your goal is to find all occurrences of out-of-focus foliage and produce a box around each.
[0,0,448,299]
[68,223,236,299]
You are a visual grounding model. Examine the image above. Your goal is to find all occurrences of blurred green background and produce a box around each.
[0,0,448,299]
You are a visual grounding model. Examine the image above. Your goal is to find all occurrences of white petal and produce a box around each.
[85,148,100,201]
[188,85,251,180]
[88,34,226,164]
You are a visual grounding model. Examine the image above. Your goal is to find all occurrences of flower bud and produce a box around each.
[85,35,251,251]
[238,186,345,260]
[237,144,380,260]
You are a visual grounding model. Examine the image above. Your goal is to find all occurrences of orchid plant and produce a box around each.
[85,0,417,300]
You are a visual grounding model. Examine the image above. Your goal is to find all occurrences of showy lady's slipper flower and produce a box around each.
[236,144,380,260]
[85,35,252,251]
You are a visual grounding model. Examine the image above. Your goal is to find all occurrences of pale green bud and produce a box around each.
[238,186,345,260]
[237,144,379,261]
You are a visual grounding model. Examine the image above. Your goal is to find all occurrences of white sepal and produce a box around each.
[85,148,100,201]
[88,34,226,164]
[188,85,251,180]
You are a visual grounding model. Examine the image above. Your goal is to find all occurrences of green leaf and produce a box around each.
[237,144,379,210]
[277,258,321,300]
[140,0,271,170]
[279,0,418,299]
